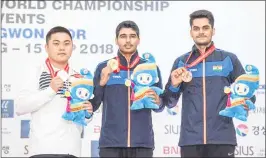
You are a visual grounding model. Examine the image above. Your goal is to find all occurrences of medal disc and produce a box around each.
[107,59,119,71]
[182,71,192,82]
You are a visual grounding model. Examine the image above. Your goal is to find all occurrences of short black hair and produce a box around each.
[189,10,214,28]
[115,20,140,38]
[46,26,72,44]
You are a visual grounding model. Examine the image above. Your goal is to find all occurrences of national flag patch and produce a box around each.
[213,65,223,71]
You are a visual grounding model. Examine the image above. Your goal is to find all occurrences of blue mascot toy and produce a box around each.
[62,68,94,126]
[219,65,259,121]
[125,53,163,110]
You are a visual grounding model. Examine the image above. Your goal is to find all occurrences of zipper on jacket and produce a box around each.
[203,59,207,144]
[127,61,131,147]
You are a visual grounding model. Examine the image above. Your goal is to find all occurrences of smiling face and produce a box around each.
[234,83,250,96]
[136,73,153,86]
[75,87,90,100]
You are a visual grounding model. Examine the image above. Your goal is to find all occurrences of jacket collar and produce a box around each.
[117,50,139,67]
[192,41,214,55]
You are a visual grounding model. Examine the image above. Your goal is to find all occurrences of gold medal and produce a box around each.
[125,79,131,87]
[107,59,119,71]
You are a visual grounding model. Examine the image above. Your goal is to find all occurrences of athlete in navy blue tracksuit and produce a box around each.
[90,20,164,157]
[160,10,255,158]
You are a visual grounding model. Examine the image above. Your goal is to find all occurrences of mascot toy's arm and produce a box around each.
[245,99,256,111]
[150,86,163,95]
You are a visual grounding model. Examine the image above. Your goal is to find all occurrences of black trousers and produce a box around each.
[181,144,235,158]
[30,154,77,158]
[99,147,153,158]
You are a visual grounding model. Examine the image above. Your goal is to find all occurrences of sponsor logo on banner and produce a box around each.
[252,125,265,136]
[163,146,180,155]
[2,145,10,155]
[236,124,249,137]
[164,125,180,135]
[91,140,99,157]
[257,84,265,95]
[21,120,30,138]
[1,99,14,118]
[236,124,265,136]
[167,106,179,116]
[235,146,254,156]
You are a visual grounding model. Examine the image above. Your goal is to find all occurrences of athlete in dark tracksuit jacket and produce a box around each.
[90,50,164,157]
[160,9,257,158]
[161,43,256,157]
[89,20,165,158]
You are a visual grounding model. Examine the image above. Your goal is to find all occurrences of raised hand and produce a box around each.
[171,67,186,87]
[50,76,64,92]
[99,59,118,86]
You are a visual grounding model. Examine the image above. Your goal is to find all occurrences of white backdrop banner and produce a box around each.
[1,1,265,157]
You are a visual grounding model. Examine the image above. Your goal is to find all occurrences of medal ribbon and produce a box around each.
[45,58,69,78]
[45,58,70,112]
[113,56,140,73]
[113,55,141,100]
[184,45,216,68]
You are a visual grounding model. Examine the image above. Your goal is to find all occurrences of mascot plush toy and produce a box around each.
[219,65,259,121]
[62,68,94,126]
[125,53,163,110]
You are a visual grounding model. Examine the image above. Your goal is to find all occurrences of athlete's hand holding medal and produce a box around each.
[100,59,119,86]
[170,45,216,87]
[171,67,192,87]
